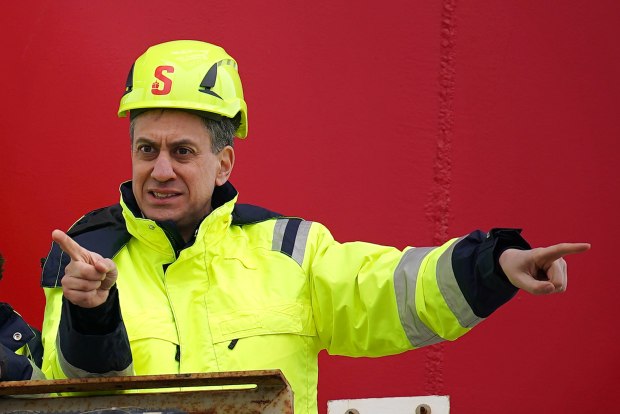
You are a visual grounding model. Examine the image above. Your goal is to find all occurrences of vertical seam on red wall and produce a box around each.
[423,0,458,396]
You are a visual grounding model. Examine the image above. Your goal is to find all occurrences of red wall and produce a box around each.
[1,1,617,412]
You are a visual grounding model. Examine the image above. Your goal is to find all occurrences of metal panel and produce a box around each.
[328,395,450,414]
[0,370,293,413]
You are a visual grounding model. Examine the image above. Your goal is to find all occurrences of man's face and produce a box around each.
[131,110,233,239]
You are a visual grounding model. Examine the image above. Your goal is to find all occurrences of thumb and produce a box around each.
[511,272,556,295]
[94,258,118,290]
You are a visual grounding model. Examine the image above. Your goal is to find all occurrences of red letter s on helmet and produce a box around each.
[151,66,174,95]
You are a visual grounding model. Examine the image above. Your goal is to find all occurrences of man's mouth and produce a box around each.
[151,191,179,199]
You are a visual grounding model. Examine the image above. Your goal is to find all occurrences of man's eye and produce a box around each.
[176,147,193,155]
[138,145,153,153]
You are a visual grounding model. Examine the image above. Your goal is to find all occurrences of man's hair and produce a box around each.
[129,109,241,153]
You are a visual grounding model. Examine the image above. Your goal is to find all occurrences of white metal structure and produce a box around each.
[328,395,450,414]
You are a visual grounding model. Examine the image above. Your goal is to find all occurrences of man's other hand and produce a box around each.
[51,229,118,308]
[499,242,590,295]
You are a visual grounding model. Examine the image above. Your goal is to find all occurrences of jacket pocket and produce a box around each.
[123,313,180,375]
[209,302,315,344]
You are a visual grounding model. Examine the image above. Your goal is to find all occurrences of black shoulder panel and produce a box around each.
[231,204,282,225]
[41,204,131,288]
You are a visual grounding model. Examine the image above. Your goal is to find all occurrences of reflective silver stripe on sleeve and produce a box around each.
[271,218,289,252]
[56,335,133,378]
[28,362,47,380]
[291,221,312,266]
[436,238,483,328]
[393,247,444,348]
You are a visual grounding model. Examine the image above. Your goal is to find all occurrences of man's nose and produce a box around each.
[151,154,176,182]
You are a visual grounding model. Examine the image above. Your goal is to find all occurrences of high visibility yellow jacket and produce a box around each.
[41,181,526,414]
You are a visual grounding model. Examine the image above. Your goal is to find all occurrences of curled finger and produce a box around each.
[547,259,567,293]
[66,261,107,282]
[61,275,102,292]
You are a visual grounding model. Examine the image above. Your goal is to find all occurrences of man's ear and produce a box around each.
[215,146,235,186]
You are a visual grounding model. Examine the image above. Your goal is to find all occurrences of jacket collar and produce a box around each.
[119,181,239,255]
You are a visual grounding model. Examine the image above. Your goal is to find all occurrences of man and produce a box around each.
[0,253,44,381]
[40,40,589,414]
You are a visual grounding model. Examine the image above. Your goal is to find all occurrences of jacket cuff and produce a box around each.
[66,286,121,335]
[59,286,132,374]
[477,228,532,287]
[452,228,532,318]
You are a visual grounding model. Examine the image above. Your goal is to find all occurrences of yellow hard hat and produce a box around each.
[118,40,248,138]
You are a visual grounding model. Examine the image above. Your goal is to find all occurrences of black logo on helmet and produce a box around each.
[199,63,222,99]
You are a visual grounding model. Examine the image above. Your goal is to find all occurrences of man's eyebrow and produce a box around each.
[133,137,199,148]
[134,137,156,146]
[169,138,199,147]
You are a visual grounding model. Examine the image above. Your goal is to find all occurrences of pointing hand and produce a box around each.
[52,229,118,308]
[500,242,590,295]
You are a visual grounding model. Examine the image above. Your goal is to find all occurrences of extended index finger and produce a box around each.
[52,229,87,262]
[536,242,591,263]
